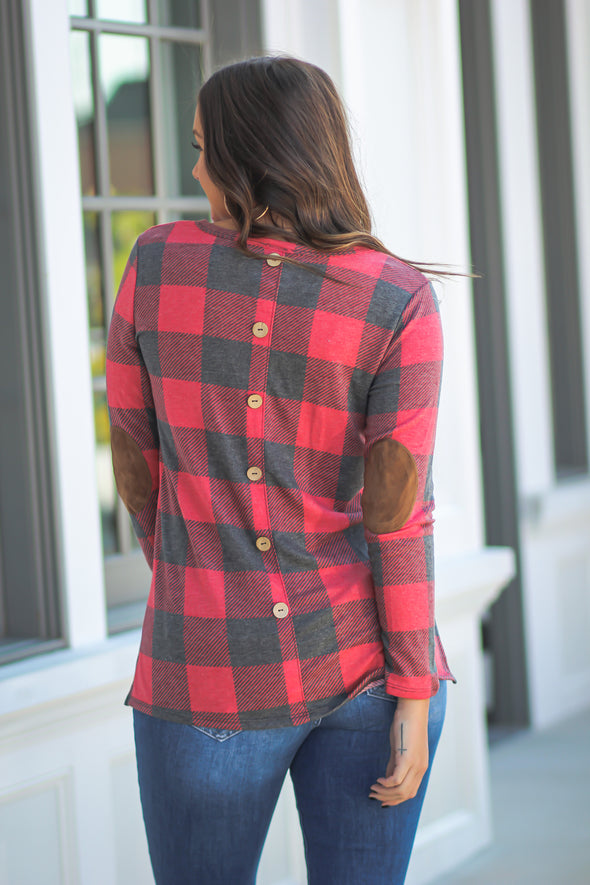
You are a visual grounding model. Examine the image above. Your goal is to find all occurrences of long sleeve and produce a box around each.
[362,281,443,698]
[106,242,159,568]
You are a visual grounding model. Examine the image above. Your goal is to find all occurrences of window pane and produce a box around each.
[110,210,156,555]
[69,0,89,16]
[112,210,156,297]
[160,0,202,29]
[83,209,112,555]
[99,35,154,195]
[95,0,147,23]
[84,212,106,348]
[95,389,118,555]
[70,31,97,196]
[177,211,212,222]
[162,42,205,196]
[91,211,155,561]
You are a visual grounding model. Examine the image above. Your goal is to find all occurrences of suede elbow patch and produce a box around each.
[362,438,418,533]
[111,426,152,514]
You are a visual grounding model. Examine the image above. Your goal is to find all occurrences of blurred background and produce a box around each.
[0,0,589,882]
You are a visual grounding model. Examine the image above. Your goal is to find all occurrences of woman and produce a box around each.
[106,55,454,885]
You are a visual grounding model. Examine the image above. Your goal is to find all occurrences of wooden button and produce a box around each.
[273,602,289,619]
[252,322,269,338]
[247,394,263,409]
[246,466,262,481]
[266,253,282,267]
[256,536,271,552]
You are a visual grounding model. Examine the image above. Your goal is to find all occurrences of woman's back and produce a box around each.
[107,217,450,731]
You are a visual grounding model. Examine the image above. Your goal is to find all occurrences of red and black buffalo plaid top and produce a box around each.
[106,219,454,730]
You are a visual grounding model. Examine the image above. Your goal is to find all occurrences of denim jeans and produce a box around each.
[134,679,446,885]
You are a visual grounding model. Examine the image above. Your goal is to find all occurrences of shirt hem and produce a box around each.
[125,671,387,732]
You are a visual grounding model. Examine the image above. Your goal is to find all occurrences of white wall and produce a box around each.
[0,679,153,885]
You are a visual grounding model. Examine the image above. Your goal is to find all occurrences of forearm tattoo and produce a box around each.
[399,722,408,755]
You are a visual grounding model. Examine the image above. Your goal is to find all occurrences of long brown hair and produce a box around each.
[197,56,455,276]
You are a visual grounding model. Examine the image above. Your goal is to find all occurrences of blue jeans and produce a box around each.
[134,680,446,885]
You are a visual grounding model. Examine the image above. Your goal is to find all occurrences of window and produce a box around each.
[69,0,263,631]
[68,0,210,630]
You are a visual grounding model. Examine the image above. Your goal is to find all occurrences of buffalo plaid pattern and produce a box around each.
[106,219,454,730]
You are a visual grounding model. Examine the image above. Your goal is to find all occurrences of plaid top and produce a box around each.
[106,219,454,731]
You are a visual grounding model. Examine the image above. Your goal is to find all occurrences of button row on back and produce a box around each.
[249,266,279,600]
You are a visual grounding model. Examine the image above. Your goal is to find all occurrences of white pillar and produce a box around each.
[565,0,590,462]
[490,0,554,499]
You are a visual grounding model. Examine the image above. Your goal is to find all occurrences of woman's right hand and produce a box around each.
[369,697,430,806]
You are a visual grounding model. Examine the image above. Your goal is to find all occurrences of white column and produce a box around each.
[565,0,590,464]
[24,0,107,645]
[261,0,343,87]
[490,0,554,499]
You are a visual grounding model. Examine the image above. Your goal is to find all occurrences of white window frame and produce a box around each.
[26,0,107,649]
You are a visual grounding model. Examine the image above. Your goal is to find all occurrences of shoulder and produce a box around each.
[136,219,222,249]
[378,253,431,297]
[330,247,429,295]
[331,247,435,330]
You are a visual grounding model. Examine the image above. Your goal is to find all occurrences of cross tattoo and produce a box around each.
[399,723,408,755]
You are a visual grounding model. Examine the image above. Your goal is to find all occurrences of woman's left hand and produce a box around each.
[369,696,430,807]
